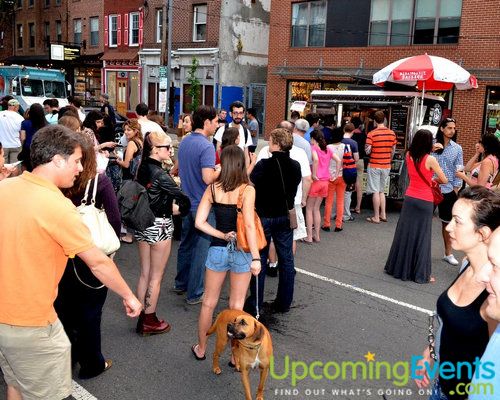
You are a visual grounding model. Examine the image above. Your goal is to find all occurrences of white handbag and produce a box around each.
[77,173,121,255]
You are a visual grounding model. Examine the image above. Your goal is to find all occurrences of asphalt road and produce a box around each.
[1,204,464,400]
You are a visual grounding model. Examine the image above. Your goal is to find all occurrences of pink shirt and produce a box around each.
[405,154,433,202]
[312,144,334,181]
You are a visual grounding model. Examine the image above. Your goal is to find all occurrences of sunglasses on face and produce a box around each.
[156,145,170,149]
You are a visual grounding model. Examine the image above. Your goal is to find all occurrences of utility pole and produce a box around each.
[166,0,173,121]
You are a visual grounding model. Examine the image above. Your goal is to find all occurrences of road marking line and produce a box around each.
[72,380,99,400]
[296,267,434,316]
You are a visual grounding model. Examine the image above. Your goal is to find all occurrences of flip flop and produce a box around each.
[191,344,206,361]
[380,217,388,222]
[299,239,313,244]
[351,209,361,214]
[430,277,436,283]
[366,217,380,224]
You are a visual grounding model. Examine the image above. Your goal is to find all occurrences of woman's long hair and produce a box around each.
[408,129,433,166]
[217,145,249,192]
[311,128,327,151]
[221,127,239,151]
[123,118,144,148]
[480,133,500,160]
[28,103,48,132]
[62,133,97,198]
[459,186,500,231]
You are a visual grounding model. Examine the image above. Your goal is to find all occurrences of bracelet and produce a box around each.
[252,258,261,262]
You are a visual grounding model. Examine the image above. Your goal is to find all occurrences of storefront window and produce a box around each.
[74,67,102,107]
[129,72,139,112]
[484,87,500,136]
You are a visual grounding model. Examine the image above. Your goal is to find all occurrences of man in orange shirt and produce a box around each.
[365,111,397,223]
[0,125,142,400]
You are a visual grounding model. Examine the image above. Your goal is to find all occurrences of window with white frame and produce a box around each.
[73,18,82,44]
[44,22,50,47]
[291,1,326,47]
[90,17,99,46]
[156,8,163,43]
[17,24,23,48]
[28,23,35,48]
[369,0,462,46]
[109,15,118,47]
[193,4,207,42]
[129,12,139,46]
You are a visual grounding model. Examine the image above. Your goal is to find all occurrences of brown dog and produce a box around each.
[207,309,273,400]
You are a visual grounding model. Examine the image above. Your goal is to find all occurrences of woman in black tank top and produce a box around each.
[191,145,261,361]
[414,186,500,400]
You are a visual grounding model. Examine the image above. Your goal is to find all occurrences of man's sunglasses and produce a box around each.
[156,145,171,149]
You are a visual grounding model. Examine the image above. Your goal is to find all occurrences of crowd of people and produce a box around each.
[0,95,499,400]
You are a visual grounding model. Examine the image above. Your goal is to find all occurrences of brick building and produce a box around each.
[266,0,500,158]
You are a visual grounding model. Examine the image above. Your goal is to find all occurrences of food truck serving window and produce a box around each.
[44,81,65,98]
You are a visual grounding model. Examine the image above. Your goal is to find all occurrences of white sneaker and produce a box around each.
[443,254,459,266]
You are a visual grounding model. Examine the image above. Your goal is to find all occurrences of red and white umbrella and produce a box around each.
[373,54,477,121]
[373,54,478,90]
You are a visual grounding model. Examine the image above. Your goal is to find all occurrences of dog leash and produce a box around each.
[255,277,260,320]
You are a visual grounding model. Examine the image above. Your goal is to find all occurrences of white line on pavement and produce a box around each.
[72,380,99,400]
[296,267,434,316]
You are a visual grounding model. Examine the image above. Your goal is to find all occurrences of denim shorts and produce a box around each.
[206,245,252,273]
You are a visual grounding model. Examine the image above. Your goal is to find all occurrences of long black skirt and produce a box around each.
[384,196,434,284]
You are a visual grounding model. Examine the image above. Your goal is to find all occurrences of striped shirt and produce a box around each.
[366,127,397,169]
[432,140,463,194]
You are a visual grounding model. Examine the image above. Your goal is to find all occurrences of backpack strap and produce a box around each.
[243,126,249,145]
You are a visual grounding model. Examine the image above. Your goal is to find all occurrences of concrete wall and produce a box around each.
[218,0,270,87]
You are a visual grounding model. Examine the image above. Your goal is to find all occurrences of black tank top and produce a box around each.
[436,264,489,399]
[210,184,237,247]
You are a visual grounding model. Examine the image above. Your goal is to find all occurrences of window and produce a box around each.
[368,0,461,46]
[56,20,61,42]
[193,4,207,42]
[73,19,82,44]
[17,0,22,8]
[156,8,163,43]
[89,17,99,46]
[291,1,326,47]
[109,15,118,47]
[129,12,139,46]
[28,0,33,6]
[44,22,50,47]
[55,0,60,5]
[17,24,23,48]
[28,23,35,48]
[44,0,50,6]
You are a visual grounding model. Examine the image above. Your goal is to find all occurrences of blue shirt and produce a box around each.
[178,132,215,211]
[304,127,314,143]
[342,137,359,154]
[433,140,463,194]
[469,324,500,400]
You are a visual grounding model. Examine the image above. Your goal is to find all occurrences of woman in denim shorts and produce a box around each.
[191,145,261,360]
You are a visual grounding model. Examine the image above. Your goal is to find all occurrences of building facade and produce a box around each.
[266,0,500,157]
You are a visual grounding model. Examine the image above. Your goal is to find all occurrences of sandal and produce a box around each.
[430,277,436,283]
[366,217,380,224]
[120,235,133,244]
[380,217,388,222]
[191,344,206,361]
[104,359,113,371]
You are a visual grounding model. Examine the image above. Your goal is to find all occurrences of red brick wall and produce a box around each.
[68,0,104,55]
[142,0,163,51]
[266,0,500,159]
[171,0,220,49]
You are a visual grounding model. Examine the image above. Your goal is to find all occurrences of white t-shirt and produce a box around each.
[0,111,24,147]
[138,118,163,137]
[327,143,345,180]
[214,123,252,149]
[257,145,311,205]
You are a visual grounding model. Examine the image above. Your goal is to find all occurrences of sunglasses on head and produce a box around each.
[444,118,456,123]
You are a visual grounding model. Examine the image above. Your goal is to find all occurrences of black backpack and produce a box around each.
[117,180,156,231]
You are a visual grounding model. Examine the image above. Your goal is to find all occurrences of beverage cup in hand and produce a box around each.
[456,165,464,172]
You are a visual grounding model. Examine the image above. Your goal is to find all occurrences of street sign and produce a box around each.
[50,44,81,61]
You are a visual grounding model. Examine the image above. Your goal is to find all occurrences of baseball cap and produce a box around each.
[8,99,20,107]
[294,118,310,132]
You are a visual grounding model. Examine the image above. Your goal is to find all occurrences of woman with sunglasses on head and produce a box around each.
[134,131,191,336]
[456,134,499,189]
[433,117,464,267]
[414,186,500,400]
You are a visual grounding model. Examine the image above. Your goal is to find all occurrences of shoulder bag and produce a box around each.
[236,185,267,252]
[413,155,444,206]
[77,174,121,255]
[276,158,298,229]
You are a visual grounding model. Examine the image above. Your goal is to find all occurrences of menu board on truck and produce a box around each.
[390,107,409,150]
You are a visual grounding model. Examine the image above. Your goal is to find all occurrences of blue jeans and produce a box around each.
[175,210,214,301]
[246,215,295,312]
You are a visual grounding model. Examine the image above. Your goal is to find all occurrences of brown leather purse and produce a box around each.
[236,185,267,252]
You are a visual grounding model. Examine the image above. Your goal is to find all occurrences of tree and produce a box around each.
[187,57,201,112]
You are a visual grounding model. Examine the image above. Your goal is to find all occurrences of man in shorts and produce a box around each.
[365,111,397,224]
[0,125,141,400]
[433,117,463,266]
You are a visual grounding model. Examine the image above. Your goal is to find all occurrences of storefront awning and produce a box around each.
[101,52,139,62]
